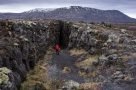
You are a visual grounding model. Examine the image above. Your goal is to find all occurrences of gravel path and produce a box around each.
[49,51,85,83]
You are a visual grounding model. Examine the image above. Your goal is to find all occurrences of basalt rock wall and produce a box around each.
[68,23,136,90]
[0,20,71,90]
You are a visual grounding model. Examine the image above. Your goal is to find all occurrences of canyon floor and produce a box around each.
[21,48,96,90]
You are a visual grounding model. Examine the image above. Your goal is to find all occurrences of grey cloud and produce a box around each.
[0,0,135,5]
[0,0,136,8]
[0,0,136,9]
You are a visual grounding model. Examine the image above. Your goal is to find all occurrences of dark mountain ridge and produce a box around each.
[0,6,136,23]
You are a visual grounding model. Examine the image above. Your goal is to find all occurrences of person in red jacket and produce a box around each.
[53,44,61,55]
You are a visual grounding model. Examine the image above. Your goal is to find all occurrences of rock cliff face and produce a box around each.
[68,23,136,90]
[0,20,71,90]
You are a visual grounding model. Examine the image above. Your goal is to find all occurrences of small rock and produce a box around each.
[108,54,118,60]
[107,33,120,43]
[124,76,134,81]
[99,55,108,61]
[0,67,11,74]
[120,29,126,33]
[112,71,125,80]
[24,38,29,41]
[62,80,80,90]
[13,43,19,46]
[62,67,71,74]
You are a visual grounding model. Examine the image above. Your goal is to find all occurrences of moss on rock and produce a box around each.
[0,67,11,85]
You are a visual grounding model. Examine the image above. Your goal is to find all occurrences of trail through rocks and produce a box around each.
[20,49,87,90]
[49,51,85,83]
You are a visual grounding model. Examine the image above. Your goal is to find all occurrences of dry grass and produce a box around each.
[62,67,71,74]
[69,48,87,56]
[76,55,99,68]
[21,48,101,90]
[69,48,100,78]
[21,65,48,90]
[79,82,102,90]
[121,53,136,62]
[69,48,94,68]
[21,48,63,90]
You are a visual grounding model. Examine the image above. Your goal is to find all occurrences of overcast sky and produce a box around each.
[0,0,136,18]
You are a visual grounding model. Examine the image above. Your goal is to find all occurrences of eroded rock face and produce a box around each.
[0,20,71,89]
[69,23,105,54]
[68,22,136,90]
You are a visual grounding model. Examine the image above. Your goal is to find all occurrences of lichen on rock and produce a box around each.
[0,67,11,85]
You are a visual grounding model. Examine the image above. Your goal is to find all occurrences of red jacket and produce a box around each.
[53,44,61,51]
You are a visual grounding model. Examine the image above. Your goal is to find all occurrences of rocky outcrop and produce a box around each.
[68,23,106,54]
[68,22,136,90]
[0,20,71,90]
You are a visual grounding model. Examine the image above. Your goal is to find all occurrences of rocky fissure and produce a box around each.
[0,20,136,90]
[0,20,71,90]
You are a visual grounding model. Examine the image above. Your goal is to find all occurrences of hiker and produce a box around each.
[53,44,61,55]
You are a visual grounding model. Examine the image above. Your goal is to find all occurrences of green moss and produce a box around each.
[0,67,11,85]
[0,67,11,74]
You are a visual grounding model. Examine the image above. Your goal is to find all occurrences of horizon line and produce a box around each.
[0,6,135,19]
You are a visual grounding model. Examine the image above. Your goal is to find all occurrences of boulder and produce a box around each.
[62,80,80,90]
[0,67,17,90]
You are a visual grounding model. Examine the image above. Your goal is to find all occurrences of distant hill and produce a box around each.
[0,6,136,23]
